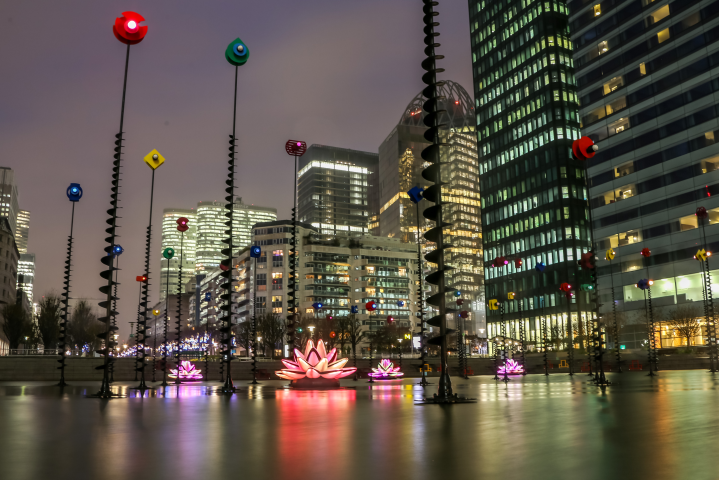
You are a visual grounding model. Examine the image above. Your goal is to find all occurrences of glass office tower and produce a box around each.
[160,208,197,300]
[468,0,595,346]
[297,145,379,239]
[570,0,719,347]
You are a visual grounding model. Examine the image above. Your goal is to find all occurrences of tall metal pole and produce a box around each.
[174,230,185,385]
[160,263,170,386]
[251,256,259,384]
[96,42,131,398]
[414,196,428,386]
[608,256,622,372]
[58,199,77,387]
[135,167,157,390]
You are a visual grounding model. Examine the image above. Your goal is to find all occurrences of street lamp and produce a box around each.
[308,326,315,340]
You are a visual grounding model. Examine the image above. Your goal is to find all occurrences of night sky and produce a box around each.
[0,1,473,337]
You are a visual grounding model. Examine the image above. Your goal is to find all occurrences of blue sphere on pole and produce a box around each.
[67,183,83,202]
[250,246,261,258]
[312,302,323,310]
[113,245,124,256]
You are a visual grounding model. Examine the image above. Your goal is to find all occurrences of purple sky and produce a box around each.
[0,1,473,337]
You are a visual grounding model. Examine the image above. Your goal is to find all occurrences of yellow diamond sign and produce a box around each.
[488,299,499,310]
[605,248,615,261]
[144,149,165,170]
[696,249,707,261]
[507,292,515,300]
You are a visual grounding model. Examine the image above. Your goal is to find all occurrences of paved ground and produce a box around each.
[0,371,717,480]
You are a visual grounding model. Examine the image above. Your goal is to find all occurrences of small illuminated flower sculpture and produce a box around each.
[498,359,524,375]
[368,359,404,379]
[169,361,203,382]
[276,339,357,388]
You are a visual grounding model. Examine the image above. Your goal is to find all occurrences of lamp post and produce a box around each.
[95,11,149,399]
[308,326,315,341]
[285,140,307,356]
[695,207,718,372]
[250,246,261,384]
[407,185,429,386]
[58,183,82,387]
[134,149,165,391]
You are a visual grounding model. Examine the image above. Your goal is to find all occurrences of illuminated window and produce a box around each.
[593,4,601,16]
[603,76,624,95]
[657,28,670,44]
[647,5,670,25]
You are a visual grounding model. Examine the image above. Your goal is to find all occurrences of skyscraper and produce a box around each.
[468,0,594,346]
[159,209,197,301]
[296,145,379,239]
[15,210,29,255]
[0,168,20,235]
[195,198,276,274]
[570,0,719,347]
[379,80,484,309]
[17,253,35,305]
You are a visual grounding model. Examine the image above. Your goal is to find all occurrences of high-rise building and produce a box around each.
[17,253,35,305]
[378,80,484,310]
[468,0,594,347]
[570,0,719,347]
[159,209,197,301]
[15,210,29,255]
[195,198,277,274]
[0,218,18,306]
[297,145,379,239]
[0,168,20,235]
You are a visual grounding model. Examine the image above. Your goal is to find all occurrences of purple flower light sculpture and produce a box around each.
[368,358,404,379]
[497,359,524,375]
[169,361,203,381]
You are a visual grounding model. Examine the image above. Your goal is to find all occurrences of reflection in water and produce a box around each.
[0,373,718,480]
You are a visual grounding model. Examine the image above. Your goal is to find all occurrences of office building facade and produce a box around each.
[570,0,719,347]
[297,145,379,239]
[0,168,19,235]
[468,0,595,346]
[15,210,29,255]
[379,80,485,319]
[159,209,197,301]
[195,198,276,275]
[17,253,35,305]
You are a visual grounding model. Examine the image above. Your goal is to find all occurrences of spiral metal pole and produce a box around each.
[500,305,509,383]
[95,42,131,398]
[217,66,239,394]
[647,286,659,373]
[287,154,299,354]
[608,259,622,372]
[57,202,76,387]
[518,298,527,375]
[161,264,170,387]
[135,169,156,390]
[542,302,549,376]
[251,256,259,384]
[110,255,120,383]
[174,231,184,385]
[134,285,141,381]
[703,258,718,372]
[415,201,428,386]
[418,0,468,403]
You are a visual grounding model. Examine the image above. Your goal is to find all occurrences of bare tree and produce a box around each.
[67,300,103,352]
[37,295,61,348]
[667,305,702,347]
[346,314,364,370]
[1,304,32,349]
[257,312,285,358]
[236,320,252,357]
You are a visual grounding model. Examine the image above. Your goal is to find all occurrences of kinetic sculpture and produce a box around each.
[169,361,203,382]
[695,207,718,372]
[58,183,83,386]
[174,217,189,385]
[218,37,250,394]
[134,149,165,390]
[161,247,174,386]
[96,11,149,398]
[275,339,357,388]
[407,185,429,386]
[250,245,261,384]
[417,0,473,404]
[368,359,404,380]
[285,140,307,355]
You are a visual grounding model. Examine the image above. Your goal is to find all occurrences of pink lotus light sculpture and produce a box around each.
[497,359,524,375]
[276,339,356,388]
[368,358,404,379]
[169,361,203,381]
